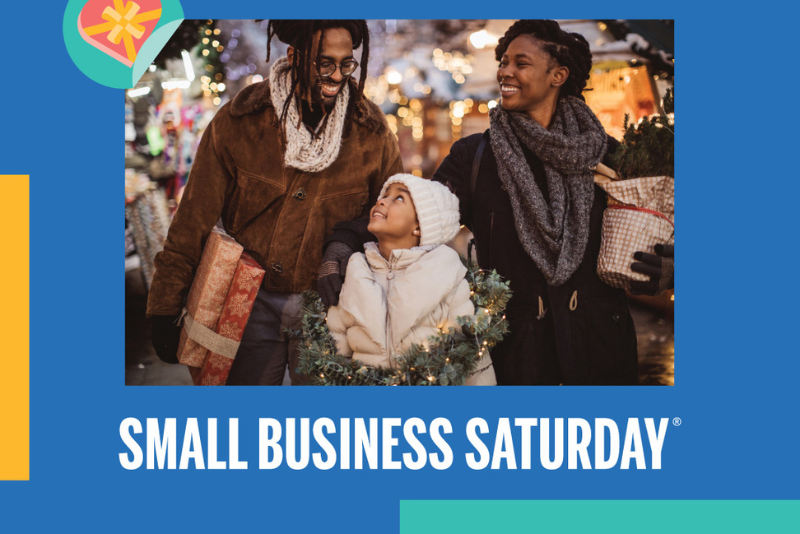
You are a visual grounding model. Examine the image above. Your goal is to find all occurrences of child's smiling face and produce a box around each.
[368,182,420,246]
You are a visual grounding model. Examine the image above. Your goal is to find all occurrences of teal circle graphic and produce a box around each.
[63,0,185,89]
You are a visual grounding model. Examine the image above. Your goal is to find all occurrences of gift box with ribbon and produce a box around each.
[78,0,163,67]
[177,228,243,368]
[196,253,265,386]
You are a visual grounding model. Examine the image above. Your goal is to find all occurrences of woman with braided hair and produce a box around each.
[147,20,402,385]
[430,19,640,385]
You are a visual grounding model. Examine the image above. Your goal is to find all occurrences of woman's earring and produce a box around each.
[413,229,420,236]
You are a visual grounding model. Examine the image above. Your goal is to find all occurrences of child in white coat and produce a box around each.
[326,173,496,385]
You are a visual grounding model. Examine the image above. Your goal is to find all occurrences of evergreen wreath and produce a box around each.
[294,256,512,386]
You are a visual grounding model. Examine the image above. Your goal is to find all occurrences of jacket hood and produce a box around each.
[229,77,389,135]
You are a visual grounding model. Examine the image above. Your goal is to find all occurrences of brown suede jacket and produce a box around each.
[146,78,403,317]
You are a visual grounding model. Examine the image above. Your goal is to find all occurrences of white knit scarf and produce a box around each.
[268,57,350,173]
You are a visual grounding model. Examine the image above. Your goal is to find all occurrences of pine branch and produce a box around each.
[607,87,674,179]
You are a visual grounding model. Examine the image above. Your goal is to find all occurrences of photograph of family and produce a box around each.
[124,19,674,386]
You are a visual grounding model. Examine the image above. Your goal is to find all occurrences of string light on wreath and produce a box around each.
[293,259,512,386]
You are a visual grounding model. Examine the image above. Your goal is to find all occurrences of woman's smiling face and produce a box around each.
[368,182,420,243]
[497,34,563,114]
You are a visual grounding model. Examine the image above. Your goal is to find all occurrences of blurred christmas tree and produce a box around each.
[608,87,674,179]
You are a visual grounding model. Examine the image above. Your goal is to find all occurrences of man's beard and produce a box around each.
[313,78,344,112]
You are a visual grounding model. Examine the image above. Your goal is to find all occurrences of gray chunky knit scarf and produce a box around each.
[489,96,607,286]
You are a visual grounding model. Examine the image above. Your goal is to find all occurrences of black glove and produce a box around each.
[318,241,355,307]
[629,244,674,296]
[150,315,182,364]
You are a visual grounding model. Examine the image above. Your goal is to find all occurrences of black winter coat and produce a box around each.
[433,131,638,385]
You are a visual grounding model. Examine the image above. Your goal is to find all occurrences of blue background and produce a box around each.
[2,0,797,531]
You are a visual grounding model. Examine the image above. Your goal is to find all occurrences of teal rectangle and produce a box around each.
[400,501,800,533]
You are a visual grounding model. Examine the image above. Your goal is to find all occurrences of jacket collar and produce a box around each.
[368,242,469,346]
[229,77,388,135]
[229,78,274,116]
[345,243,470,354]
[363,242,438,271]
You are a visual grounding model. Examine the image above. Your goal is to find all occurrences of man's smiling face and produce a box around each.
[289,27,354,112]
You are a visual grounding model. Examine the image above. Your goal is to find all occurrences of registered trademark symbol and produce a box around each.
[673,417,682,426]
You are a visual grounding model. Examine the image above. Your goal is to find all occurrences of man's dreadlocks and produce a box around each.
[267,20,370,138]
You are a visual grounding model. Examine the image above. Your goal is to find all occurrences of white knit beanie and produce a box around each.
[379,173,461,246]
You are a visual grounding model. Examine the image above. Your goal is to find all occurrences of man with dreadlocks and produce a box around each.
[147,20,402,385]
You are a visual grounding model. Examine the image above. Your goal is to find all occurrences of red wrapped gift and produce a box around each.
[198,253,265,385]
[188,366,203,386]
[177,228,243,368]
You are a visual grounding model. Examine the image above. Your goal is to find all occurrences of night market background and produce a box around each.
[125,19,675,386]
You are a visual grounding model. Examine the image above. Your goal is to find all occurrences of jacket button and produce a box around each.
[293,188,307,202]
[612,312,620,322]
[271,262,283,274]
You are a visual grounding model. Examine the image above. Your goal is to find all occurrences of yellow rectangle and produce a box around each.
[0,175,29,480]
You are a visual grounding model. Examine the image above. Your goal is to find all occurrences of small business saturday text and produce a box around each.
[119,417,669,471]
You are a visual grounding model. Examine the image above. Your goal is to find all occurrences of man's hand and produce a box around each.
[629,244,674,296]
[150,315,182,364]
[318,241,355,307]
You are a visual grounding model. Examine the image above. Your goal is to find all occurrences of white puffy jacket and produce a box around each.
[327,242,496,385]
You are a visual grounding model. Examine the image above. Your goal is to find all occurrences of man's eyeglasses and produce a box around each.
[313,59,359,77]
